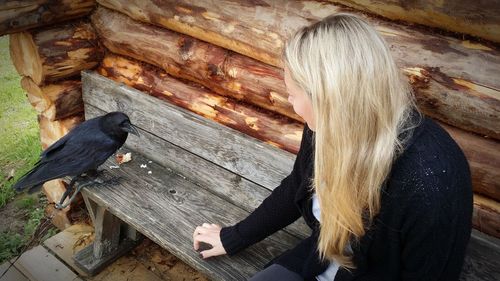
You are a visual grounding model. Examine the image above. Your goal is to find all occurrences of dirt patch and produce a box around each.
[133,239,210,281]
[0,191,59,264]
[0,197,28,234]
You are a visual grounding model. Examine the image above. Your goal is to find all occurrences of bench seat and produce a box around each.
[78,151,301,280]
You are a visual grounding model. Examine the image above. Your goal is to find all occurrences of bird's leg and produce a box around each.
[55,175,84,209]
[55,172,107,210]
[85,169,105,184]
[55,180,96,210]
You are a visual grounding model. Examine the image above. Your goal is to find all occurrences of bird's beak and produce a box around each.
[123,122,140,136]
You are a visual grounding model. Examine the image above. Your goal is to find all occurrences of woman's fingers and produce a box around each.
[194,232,216,247]
[192,223,226,258]
[193,224,216,250]
[200,247,224,259]
[193,226,207,250]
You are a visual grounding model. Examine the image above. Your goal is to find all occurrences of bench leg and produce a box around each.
[73,195,142,276]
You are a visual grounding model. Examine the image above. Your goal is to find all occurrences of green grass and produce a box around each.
[0,35,51,264]
[0,195,56,263]
[0,35,41,207]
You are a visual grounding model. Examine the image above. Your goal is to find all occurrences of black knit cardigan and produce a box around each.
[220,113,473,281]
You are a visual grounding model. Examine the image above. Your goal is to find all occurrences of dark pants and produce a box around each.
[248,264,303,281]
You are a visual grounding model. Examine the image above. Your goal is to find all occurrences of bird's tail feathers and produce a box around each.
[27,183,44,194]
[12,164,47,192]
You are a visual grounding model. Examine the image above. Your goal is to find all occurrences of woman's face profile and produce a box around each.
[284,66,316,131]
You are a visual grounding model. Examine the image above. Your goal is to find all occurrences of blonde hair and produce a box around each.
[284,13,420,268]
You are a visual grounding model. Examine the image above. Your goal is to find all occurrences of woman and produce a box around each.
[193,13,472,280]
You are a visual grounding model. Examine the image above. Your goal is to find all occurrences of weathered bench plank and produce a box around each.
[460,230,500,280]
[82,152,301,280]
[81,70,295,191]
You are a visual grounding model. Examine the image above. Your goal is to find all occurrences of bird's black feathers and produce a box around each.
[12,112,138,193]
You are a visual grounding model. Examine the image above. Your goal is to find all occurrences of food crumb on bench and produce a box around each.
[116,152,132,164]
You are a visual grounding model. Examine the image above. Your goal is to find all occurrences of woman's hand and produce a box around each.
[193,223,227,258]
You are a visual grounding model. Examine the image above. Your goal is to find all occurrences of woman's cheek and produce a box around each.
[292,103,304,119]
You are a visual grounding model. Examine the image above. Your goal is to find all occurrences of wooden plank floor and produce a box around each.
[43,224,95,277]
[12,245,80,281]
[0,261,29,281]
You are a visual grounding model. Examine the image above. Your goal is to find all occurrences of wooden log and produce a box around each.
[326,0,500,43]
[0,0,95,36]
[90,7,301,122]
[45,204,72,231]
[439,122,500,201]
[473,194,500,238]
[22,77,49,114]
[403,67,500,140]
[39,114,84,150]
[21,77,83,121]
[9,20,103,85]
[98,53,302,154]
[95,1,500,140]
[42,179,68,206]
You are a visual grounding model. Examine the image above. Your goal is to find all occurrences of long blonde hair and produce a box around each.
[284,13,420,268]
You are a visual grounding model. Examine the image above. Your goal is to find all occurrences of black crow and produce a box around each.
[12,111,139,209]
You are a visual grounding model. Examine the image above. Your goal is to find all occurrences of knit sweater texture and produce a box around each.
[220,112,473,281]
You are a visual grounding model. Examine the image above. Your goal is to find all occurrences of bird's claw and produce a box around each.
[93,177,104,184]
[55,177,104,209]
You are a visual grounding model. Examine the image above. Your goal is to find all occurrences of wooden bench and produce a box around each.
[73,70,500,280]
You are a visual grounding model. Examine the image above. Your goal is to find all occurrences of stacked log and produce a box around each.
[0,0,95,36]
[21,77,83,121]
[473,195,500,238]
[42,180,72,230]
[38,114,84,150]
[439,122,500,201]
[90,2,499,238]
[8,8,102,230]
[10,21,102,85]
[325,0,500,44]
